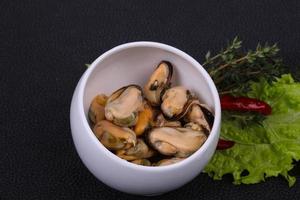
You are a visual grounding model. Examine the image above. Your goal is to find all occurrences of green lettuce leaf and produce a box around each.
[204,74,300,186]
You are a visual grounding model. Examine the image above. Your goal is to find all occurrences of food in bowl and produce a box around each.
[88,61,214,166]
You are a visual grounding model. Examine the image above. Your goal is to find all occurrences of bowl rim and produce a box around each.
[77,41,221,172]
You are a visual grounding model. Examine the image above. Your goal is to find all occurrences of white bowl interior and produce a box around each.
[83,46,215,120]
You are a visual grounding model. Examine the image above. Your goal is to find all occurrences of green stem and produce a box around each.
[209,55,248,76]
[203,54,221,66]
[203,46,238,67]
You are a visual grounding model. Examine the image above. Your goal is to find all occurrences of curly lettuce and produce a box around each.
[204,74,300,186]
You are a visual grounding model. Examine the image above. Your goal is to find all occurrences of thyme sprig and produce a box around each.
[203,37,287,95]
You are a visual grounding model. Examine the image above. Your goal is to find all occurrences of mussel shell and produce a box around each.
[143,61,173,106]
[199,104,214,128]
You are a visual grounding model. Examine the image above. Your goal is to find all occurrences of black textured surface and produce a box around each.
[1,0,300,199]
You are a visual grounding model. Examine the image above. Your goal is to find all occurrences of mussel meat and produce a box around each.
[131,159,151,166]
[184,122,204,132]
[155,158,184,166]
[105,85,143,127]
[88,94,108,124]
[116,139,155,161]
[160,86,192,119]
[148,127,207,157]
[93,120,137,150]
[154,113,181,127]
[144,61,173,106]
[134,102,154,136]
[184,101,214,132]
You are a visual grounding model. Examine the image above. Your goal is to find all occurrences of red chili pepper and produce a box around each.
[217,139,235,150]
[220,95,272,115]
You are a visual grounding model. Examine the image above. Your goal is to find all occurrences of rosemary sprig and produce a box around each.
[203,37,287,95]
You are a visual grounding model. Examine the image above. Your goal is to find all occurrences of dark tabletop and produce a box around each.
[1,0,300,199]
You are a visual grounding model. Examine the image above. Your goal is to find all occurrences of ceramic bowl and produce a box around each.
[70,42,221,196]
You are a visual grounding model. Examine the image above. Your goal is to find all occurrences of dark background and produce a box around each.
[1,0,300,199]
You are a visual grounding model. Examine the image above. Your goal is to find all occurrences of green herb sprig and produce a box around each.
[203,37,287,95]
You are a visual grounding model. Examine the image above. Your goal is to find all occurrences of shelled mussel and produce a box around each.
[88,61,214,166]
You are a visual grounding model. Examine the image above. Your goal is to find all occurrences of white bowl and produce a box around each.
[70,42,221,196]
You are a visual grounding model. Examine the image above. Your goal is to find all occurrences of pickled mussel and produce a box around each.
[155,158,185,166]
[116,139,155,161]
[144,61,173,106]
[131,159,151,166]
[88,94,108,124]
[160,86,192,119]
[148,127,207,158]
[154,113,181,127]
[183,100,214,132]
[134,102,154,136]
[93,120,136,150]
[105,85,143,127]
[89,60,214,167]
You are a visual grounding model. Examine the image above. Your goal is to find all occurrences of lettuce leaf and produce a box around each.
[204,74,300,186]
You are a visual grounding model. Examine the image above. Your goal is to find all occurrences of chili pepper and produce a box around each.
[217,139,235,150]
[220,95,272,115]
